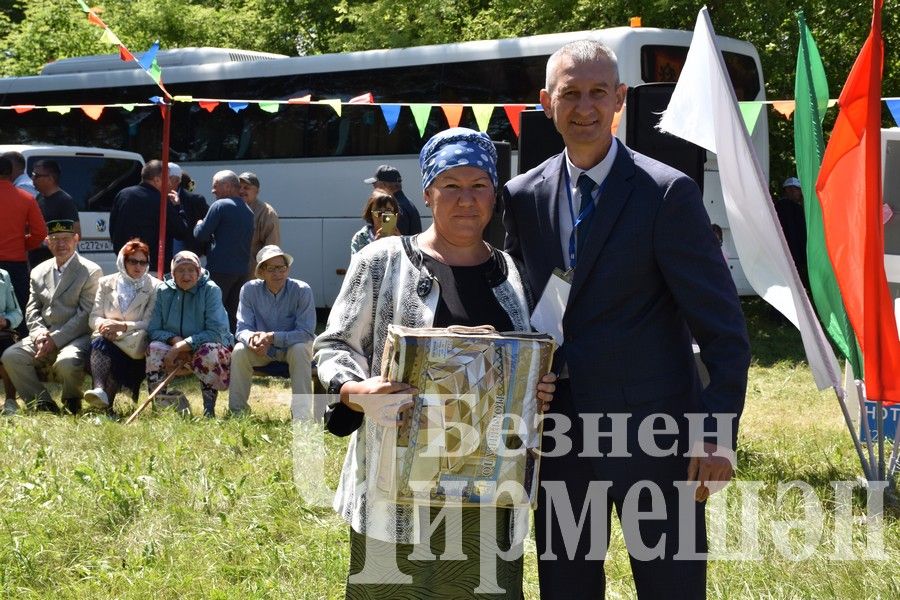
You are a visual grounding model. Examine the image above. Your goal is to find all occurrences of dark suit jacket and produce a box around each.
[178,188,211,255]
[504,145,750,488]
[393,189,423,235]
[109,182,189,272]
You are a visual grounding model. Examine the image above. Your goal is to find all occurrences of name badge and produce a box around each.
[530,268,571,346]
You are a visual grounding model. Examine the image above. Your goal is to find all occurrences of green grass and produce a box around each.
[1,298,898,598]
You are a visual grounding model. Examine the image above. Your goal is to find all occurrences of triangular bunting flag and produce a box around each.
[81,105,104,120]
[886,99,900,126]
[738,101,764,134]
[259,101,280,113]
[228,102,249,113]
[441,104,464,128]
[349,92,374,104]
[47,106,71,115]
[119,46,134,62]
[827,99,838,108]
[99,28,120,45]
[87,11,106,28]
[319,99,342,116]
[503,105,526,137]
[149,96,165,105]
[772,100,796,119]
[172,95,193,103]
[138,41,160,70]
[288,95,311,104]
[119,104,135,112]
[76,0,90,11]
[199,101,219,113]
[471,104,495,133]
[148,59,162,84]
[381,104,401,133]
[410,104,432,137]
[13,105,35,114]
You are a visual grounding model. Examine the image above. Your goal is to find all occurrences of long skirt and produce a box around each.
[345,507,523,600]
[145,340,231,390]
[89,337,146,401]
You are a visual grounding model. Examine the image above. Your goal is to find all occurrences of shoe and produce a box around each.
[34,400,61,414]
[2,398,17,415]
[63,397,82,415]
[83,388,110,410]
[155,391,191,416]
[202,388,217,418]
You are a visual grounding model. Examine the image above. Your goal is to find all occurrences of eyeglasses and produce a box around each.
[372,211,396,218]
[263,265,288,273]
[31,172,50,179]
[125,258,149,266]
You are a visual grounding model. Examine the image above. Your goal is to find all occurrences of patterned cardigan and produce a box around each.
[314,235,532,544]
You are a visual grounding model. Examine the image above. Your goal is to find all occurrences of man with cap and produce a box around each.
[110,159,190,274]
[193,170,254,333]
[775,176,808,288]
[363,164,422,235]
[28,159,80,267]
[0,155,47,337]
[238,172,281,278]
[168,163,210,257]
[229,245,315,415]
[2,220,102,414]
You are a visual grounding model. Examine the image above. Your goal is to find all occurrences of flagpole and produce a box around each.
[888,427,900,477]
[834,386,872,480]
[157,102,171,278]
[876,400,885,481]
[857,381,878,478]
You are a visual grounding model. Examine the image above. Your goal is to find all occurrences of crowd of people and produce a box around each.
[1,39,759,599]
[0,154,313,417]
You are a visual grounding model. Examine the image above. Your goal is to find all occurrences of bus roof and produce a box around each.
[1,27,760,95]
[0,144,144,162]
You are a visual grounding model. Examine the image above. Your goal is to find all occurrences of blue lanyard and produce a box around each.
[564,167,605,269]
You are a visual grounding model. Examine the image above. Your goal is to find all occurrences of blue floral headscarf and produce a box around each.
[418,127,498,191]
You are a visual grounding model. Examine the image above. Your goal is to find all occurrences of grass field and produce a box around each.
[1,298,898,599]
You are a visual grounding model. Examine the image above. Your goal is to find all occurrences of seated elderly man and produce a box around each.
[229,245,315,415]
[2,220,102,414]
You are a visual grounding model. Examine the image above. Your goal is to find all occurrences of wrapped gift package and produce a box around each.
[377,324,555,508]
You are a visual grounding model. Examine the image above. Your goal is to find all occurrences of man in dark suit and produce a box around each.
[503,41,750,599]
[109,160,189,275]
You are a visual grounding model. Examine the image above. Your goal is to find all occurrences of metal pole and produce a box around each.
[888,427,900,478]
[834,386,872,480]
[876,400,885,481]
[856,381,877,480]
[157,102,172,278]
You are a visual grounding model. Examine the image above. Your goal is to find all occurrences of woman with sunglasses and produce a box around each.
[83,239,159,414]
[350,190,401,255]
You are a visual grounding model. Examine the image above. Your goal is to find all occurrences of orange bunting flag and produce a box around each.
[349,92,374,104]
[13,105,35,114]
[441,104,464,128]
[199,101,219,113]
[503,105,526,137]
[81,105,104,120]
[87,11,106,28]
[119,45,134,62]
[772,100,796,119]
[288,95,312,104]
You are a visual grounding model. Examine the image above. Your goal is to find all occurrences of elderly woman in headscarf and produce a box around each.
[146,250,233,417]
[315,127,556,599]
[83,239,159,414]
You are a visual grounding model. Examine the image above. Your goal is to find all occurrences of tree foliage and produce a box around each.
[1,0,898,183]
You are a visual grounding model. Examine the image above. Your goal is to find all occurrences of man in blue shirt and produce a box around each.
[193,170,253,332]
[229,245,316,415]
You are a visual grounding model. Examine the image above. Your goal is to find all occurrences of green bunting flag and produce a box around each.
[794,11,862,376]
[99,28,121,45]
[76,0,90,11]
[259,101,280,113]
[471,104,495,133]
[319,99,341,116]
[738,101,763,134]
[410,104,432,137]
[148,59,162,84]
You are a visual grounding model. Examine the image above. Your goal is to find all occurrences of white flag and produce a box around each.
[657,7,840,390]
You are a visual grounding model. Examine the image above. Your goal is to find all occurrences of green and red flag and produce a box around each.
[816,0,900,404]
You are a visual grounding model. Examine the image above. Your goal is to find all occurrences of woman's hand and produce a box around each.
[340,376,417,427]
[536,372,557,412]
[99,320,127,339]
[163,340,191,372]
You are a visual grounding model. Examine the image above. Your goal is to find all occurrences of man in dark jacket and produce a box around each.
[109,160,189,275]
[168,164,210,256]
[363,165,422,235]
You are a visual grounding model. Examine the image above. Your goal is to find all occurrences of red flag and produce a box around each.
[348,92,374,104]
[503,104,526,137]
[13,105,35,114]
[199,101,219,113]
[816,0,900,404]
[87,11,106,28]
[119,46,134,62]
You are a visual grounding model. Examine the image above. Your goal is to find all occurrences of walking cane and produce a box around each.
[125,363,183,425]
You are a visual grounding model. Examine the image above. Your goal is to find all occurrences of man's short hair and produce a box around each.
[141,159,164,182]
[1,151,26,172]
[213,170,240,187]
[0,156,13,179]
[545,40,620,92]
[33,159,61,183]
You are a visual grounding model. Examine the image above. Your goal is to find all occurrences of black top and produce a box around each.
[774,198,809,288]
[324,249,512,436]
[29,189,79,266]
[393,189,423,236]
[109,182,189,273]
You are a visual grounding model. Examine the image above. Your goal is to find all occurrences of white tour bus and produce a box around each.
[0,26,768,306]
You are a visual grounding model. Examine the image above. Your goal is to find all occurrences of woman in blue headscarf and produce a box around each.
[315,128,556,599]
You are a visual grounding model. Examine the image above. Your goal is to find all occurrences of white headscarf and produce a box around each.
[116,245,150,311]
